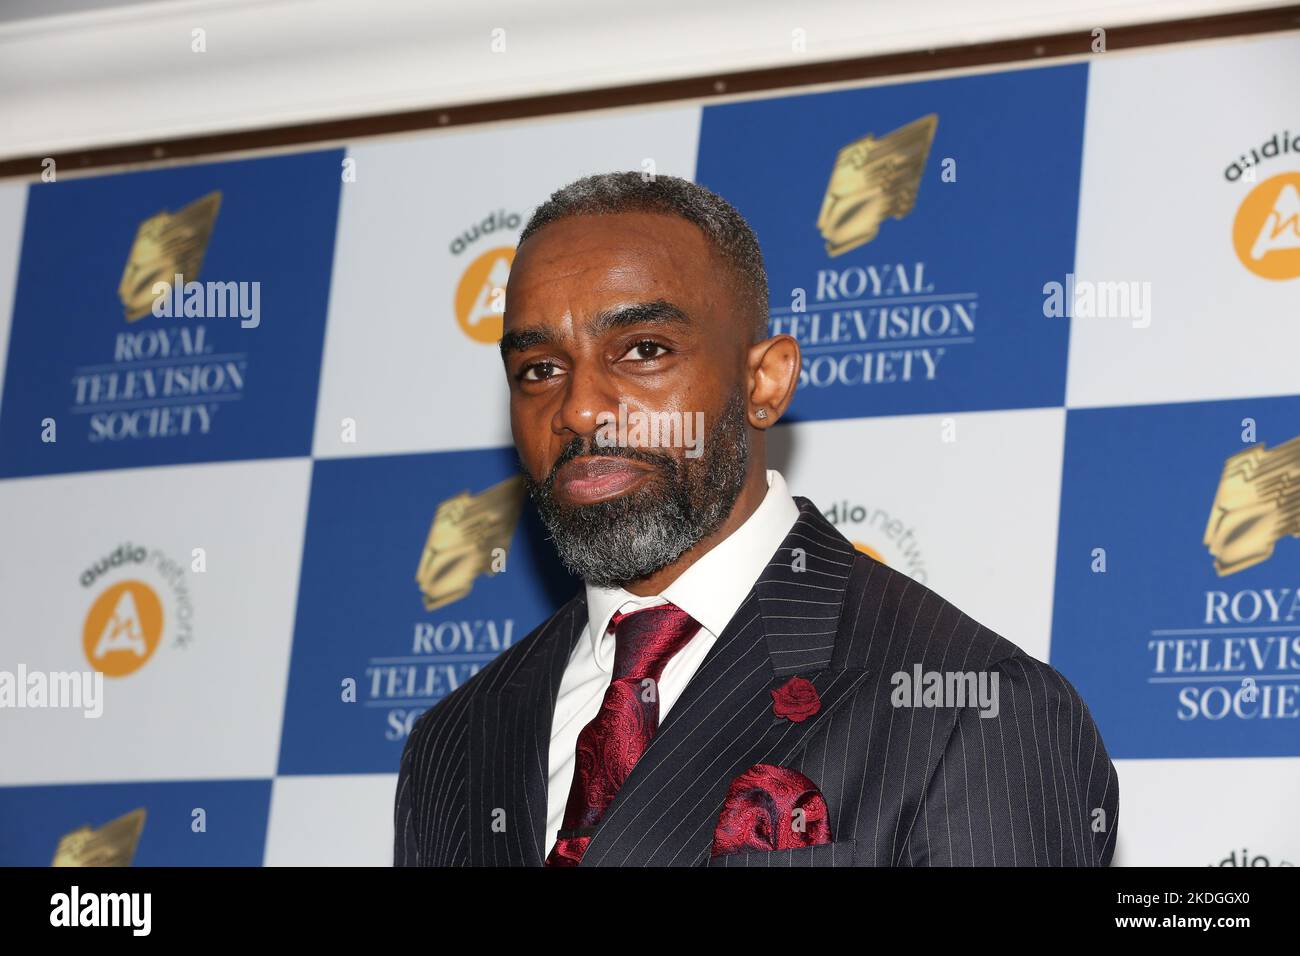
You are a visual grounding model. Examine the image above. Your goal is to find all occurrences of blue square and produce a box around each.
[1051,397,1300,758]
[696,64,1087,421]
[0,149,344,476]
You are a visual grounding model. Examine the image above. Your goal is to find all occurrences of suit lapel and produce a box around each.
[578,498,871,867]
[467,595,585,866]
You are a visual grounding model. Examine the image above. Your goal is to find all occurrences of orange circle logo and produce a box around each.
[851,540,887,564]
[1233,172,1300,280]
[454,246,515,343]
[83,580,164,677]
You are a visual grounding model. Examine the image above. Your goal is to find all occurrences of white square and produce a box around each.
[1111,757,1300,866]
[770,407,1066,661]
[0,458,311,784]
[264,774,397,866]
[1067,33,1300,409]
[313,107,702,459]
[0,181,27,419]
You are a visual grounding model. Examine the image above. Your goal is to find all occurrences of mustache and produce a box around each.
[538,435,678,490]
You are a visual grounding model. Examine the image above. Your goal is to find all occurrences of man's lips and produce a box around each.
[553,456,654,504]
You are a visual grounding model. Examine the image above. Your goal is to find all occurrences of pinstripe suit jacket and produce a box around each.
[394,496,1119,867]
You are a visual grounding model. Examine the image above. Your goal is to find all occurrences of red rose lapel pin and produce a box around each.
[770,675,820,722]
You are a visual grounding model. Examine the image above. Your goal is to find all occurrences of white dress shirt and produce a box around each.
[544,468,801,849]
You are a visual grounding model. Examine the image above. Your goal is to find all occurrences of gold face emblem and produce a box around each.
[118,191,222,322]
[818,114,938,257]
[1204,436,1300,576]
[53,808,146,867]
[416,475,526,611]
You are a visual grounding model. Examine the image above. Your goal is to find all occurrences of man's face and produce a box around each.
[500,211,753,587]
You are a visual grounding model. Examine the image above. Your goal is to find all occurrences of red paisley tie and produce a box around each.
[545,602,702,866]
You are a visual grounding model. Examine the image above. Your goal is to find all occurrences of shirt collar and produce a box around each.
[582,469,800,671]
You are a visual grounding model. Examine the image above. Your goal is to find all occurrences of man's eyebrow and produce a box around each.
[499,300,691,359]
[499,326,559,358]
[586,300,691,337]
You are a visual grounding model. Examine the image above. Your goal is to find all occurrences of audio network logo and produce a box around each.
[452,209,522,344]
[80,542,196,677]
[823,498,928,584]
[1211,847,1295,867]
[1223,131,1300,280]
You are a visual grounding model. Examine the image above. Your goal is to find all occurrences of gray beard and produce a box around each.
[523,392,750,589]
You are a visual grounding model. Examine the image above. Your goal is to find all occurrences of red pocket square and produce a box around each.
[711,763,832,857]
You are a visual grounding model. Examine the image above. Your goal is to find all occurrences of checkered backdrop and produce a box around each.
[0,31,1297,867]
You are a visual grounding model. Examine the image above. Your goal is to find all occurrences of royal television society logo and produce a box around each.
[1223,131,1300,280]
[1146,436,1300,723]
[369,476,526,740]
[451,209,521,344]
[775,114,976,392]
[74,190,251,444]
[823,498,928,584]
[79,542,195,678]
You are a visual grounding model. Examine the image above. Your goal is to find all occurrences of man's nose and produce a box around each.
[552,363,617,440]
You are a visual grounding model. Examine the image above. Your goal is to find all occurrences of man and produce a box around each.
[394,172,1118,867]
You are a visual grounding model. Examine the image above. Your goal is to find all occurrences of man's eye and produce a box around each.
[622,340,669,361]
[519,361,559,382]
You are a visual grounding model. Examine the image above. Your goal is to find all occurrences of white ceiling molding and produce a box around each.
[0,0,1288,162]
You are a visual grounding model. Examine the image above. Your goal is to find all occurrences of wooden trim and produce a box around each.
[2,4,1297,180]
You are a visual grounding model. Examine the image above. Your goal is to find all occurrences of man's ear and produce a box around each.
[745,334,800,429]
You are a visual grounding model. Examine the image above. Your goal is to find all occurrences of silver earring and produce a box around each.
[754,408,768,420]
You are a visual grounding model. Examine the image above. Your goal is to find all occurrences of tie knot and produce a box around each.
[607,602,701,681]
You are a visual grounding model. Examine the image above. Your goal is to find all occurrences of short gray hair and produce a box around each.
[519,171,769,340]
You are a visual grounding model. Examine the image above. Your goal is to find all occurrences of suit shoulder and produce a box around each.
[407,592,585,744]
[835,552,1023,673]
[986,645,1106,732]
